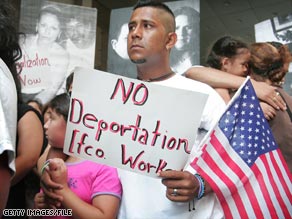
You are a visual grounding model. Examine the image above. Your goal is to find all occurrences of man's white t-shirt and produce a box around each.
[0,58,16,173]
[118,74,226,219]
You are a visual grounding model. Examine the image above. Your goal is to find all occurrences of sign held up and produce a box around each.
[63,67,208,177]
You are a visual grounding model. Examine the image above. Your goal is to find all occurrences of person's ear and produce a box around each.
[35,23,38,33]
[111,39,117,50]
[166,32,177,50]
[221,57,230,71]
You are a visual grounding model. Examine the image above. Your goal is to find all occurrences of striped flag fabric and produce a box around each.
[191,78,292,219]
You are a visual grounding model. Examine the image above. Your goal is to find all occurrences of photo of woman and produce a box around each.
[18,3,69,105]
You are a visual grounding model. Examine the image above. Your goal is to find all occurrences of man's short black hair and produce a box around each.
[133,0,174,18]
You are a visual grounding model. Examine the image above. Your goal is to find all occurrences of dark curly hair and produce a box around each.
[206,36,249,69]
[0,0,23,102]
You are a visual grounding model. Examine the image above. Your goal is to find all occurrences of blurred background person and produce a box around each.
[18,4,69,105]
[170,6,200,74]
[111,23,129,60]
[61,6,96,75]
[107,9,136,78]
[0,0,20,214]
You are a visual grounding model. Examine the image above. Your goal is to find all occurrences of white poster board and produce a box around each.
[63,67,208,177]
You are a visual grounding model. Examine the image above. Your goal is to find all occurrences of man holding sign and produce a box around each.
[40,1,226,218]
[118,1,225,219]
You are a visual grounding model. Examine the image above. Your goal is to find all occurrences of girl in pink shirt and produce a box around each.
[34,93,122,219]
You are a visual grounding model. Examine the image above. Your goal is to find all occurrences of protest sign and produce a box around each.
[63,67,208,177]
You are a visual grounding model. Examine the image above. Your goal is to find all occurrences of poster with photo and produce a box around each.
[18,0,97,104]
[107,0,200,78]
[255,13,292,95]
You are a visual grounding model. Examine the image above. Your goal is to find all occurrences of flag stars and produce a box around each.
[217,80,279,166]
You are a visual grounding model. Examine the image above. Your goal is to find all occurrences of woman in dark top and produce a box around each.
[4,103,47,218]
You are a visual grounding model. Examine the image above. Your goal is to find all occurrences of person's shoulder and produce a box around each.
[0,58,15,86]
[17,103,43,122]
[171,74,219,94]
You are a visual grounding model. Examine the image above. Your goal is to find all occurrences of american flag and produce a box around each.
[191,78,292,219]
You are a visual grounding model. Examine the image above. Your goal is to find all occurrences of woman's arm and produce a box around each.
[11,111,43,186]
[185,66,286,110]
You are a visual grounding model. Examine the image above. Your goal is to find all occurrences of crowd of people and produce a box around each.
[1,0,291,219]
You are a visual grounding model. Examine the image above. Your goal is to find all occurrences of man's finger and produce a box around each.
[157,170,184,179]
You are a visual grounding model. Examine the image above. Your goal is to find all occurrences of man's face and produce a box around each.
[127,7,169,64]
[175,14,194,50]
[66,18,92,47]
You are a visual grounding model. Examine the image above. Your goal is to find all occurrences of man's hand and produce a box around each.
[158,170,199,202]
